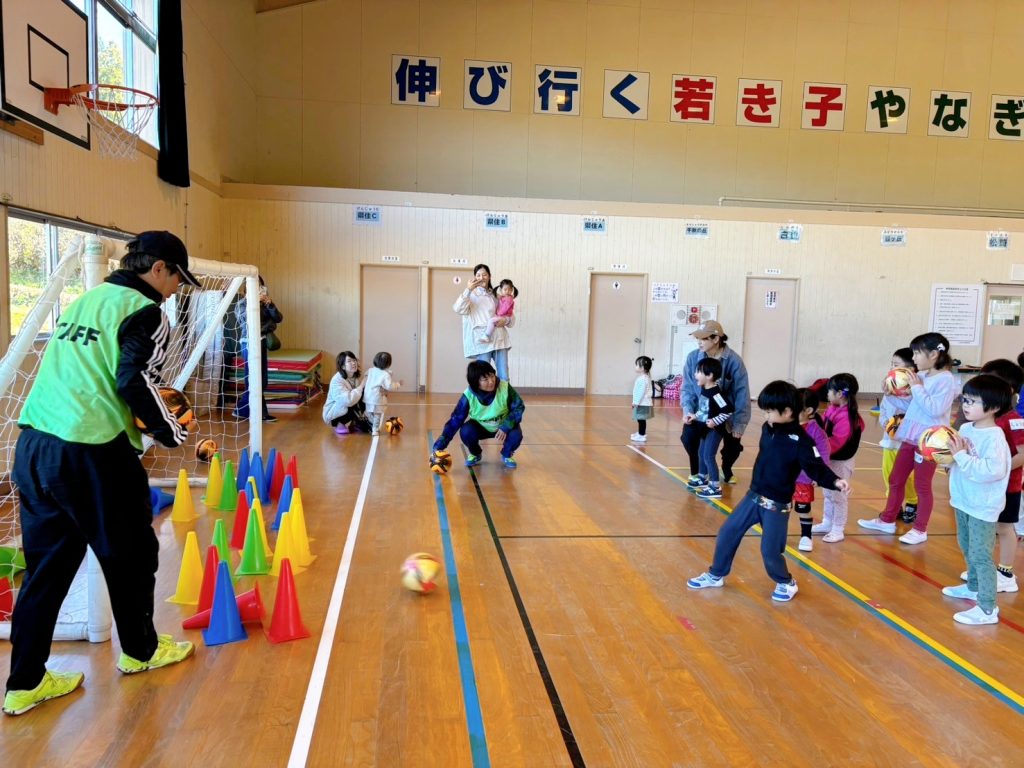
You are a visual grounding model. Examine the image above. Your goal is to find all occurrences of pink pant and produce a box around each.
[881,441,938,531]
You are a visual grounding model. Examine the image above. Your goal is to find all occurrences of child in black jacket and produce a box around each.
[687,381,851,602]
[687,357,734,500]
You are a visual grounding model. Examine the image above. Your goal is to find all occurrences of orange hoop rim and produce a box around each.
[43,84,158,115]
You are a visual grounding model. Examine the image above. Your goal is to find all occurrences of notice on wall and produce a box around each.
[651,282,679,303]
[929,283,984,345]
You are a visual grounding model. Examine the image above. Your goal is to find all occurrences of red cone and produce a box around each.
[183,583,265,629]
[0,576,13,621]
[229,490,250,550]
[196,546,219,613]
[285,455,300,489]
[266,559,310,644]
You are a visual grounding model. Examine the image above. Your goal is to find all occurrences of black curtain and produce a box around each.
[157,0,190,187]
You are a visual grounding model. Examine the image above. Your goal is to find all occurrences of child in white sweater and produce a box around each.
[630,355,654,443]
[364,351,400,436]
[941,374,1013,625]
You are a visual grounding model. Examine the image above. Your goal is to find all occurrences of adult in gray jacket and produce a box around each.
[680,320,751,484]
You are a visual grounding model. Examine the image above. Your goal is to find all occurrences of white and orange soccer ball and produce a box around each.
[918,425,957,465]
[883,367,915,397]
[400,553,442,594]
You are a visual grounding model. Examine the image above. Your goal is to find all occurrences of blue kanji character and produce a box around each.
[395,57,438,103]
[468,64,509,107]
[537,68,579,112]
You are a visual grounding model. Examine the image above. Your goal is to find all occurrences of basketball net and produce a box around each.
[45,84,158,160]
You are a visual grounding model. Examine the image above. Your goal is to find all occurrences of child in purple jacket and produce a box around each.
[795,388,830,552]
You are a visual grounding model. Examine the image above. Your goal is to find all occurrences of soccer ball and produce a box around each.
[384,416,404,435]
[195,438,218,463]
[134,387,194,432]
[429,450,453,475]
[400,553,441,594]
[918,425,957,465]
[883,367,915,397]
[884,413,904,440]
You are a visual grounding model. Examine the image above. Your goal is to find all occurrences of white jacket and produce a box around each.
[949,422,1011,522]
[895,370,957,446]
[322,372,363,424]
[454,287,513,358]
[364,367,392,409]
[632,374,653,406]
[878,392,911,450]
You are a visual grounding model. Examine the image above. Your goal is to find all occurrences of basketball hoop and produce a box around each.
[44,84,158,160]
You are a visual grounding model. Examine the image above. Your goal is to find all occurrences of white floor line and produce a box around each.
[288,435,380,768]
[627,444,672,472]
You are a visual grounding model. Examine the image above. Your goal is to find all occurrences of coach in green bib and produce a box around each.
[432,360,525,469]
[4,231,199,717]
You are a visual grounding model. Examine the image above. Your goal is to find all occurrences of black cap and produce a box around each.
[126,231,200,287]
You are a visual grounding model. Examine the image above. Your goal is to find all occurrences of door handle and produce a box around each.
[634,337,641,343]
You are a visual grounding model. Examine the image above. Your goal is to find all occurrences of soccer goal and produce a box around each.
[0,234,262,641]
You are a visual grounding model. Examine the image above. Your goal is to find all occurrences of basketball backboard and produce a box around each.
[1,0,89,148]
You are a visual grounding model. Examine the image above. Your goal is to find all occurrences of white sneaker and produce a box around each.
[858,517,896,534]
[630,433,647,443]
[942,583,978,600]
[810,520,833,534]
[998,572,1019,593]
[771,580,799,602]
[822,530,845,543]
[899,529,927,545]
[687,572,724,589]
[798,536,812,552]
[954,605,999,625]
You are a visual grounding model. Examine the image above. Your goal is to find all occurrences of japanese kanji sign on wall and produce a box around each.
[802,82,846,131]
[603,70,650,120]
[989,95,1024,141]
[671,75,716,123]
[866,86,910,133]
[465,60,511,111]
[392,55,440,107]
[535,65,581,115]
[929,90,970,138]
[737,79,782,127]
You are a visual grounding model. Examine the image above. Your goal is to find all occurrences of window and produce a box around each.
[76,1,160,148]
[6,211,129,339]
[987,296,1022,327]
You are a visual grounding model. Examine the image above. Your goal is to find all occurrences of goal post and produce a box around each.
[0,234,262,641]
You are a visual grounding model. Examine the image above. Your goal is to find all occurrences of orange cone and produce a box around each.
[183,583,265,629]
[267,559,310,643]
[166,531,203,604]
[170,469,198,522]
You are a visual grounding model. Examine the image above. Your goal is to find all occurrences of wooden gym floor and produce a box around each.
[1,394,1021,767]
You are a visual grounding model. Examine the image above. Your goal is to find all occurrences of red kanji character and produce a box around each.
[673,77,715,121]
[741,82,777,123]
[804,85,843,127]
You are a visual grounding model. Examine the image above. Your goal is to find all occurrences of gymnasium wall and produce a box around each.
[221,184,1024,391]
[251,0,1024,210]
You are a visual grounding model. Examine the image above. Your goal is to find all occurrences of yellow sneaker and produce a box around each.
[3,669,85,716]
[117,634,195,674]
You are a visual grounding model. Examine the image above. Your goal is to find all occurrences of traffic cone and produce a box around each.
[183,583,265,629]
[202,562,247,646]
[0,576,13,621]
[195,545,219,614]
[267,559,310,644]
[204,455,223,507]
[265,447,277,500]
[270,450,286,501]
[212,518,231,566]
[236,448,250,492]
[150,486,174,516]
[270,475,293,532]
[218,460,237,511]
[235,506,271,576]
[251,497,273,558]
[245,477,258,507]
[270,513,305,577]
[167,531,203,605]
[229,490,250,550]
[285,455,300,489]
[251,455,269,504]
[289,490,316,567]
[170,469,198,522]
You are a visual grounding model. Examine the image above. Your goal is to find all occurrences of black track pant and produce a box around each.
[681,422,744,477]
[6,429,159,692]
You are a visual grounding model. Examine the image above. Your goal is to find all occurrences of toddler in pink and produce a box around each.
[479,279,518,343]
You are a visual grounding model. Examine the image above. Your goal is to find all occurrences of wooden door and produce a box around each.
[980,284,1024,364]
[742,277,799,395]
[360,266,420,389]
[427,267,475,393]
[586,274,646,395]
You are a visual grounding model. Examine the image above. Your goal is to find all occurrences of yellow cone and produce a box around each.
[204,455,223,507]
[271,513,305,576]
[166,530,203,604]
[170,469,198,522]
[250,497,273,559]
[288,491,316,567]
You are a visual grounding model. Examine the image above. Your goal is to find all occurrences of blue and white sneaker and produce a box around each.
[464,454,482,467]
[502,456,517,469]
[686,572,724,589]
[697,484,722,500]
[771,580,799,602]
[686,474,708,490]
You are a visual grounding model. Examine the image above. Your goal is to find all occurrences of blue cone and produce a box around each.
[251,454,269,504]
[202,561,247,646]
[150,486,175,516]
[270,475,294,532]
[236,448,250,491]
[265,447,277,500]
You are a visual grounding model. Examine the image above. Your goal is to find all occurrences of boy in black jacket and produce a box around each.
[688,357,734,500]
[687,381,851,602]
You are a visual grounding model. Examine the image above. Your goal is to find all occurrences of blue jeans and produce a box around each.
[698,429,724,483]
[474,347,509,381]
[709,491,792,584]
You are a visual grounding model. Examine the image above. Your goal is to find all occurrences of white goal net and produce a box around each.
[0,235,262,641]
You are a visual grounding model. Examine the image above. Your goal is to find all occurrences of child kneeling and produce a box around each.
[687,381,850,602]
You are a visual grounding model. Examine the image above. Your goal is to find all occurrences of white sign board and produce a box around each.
[651,282,679,303]
[929,283,984,345]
